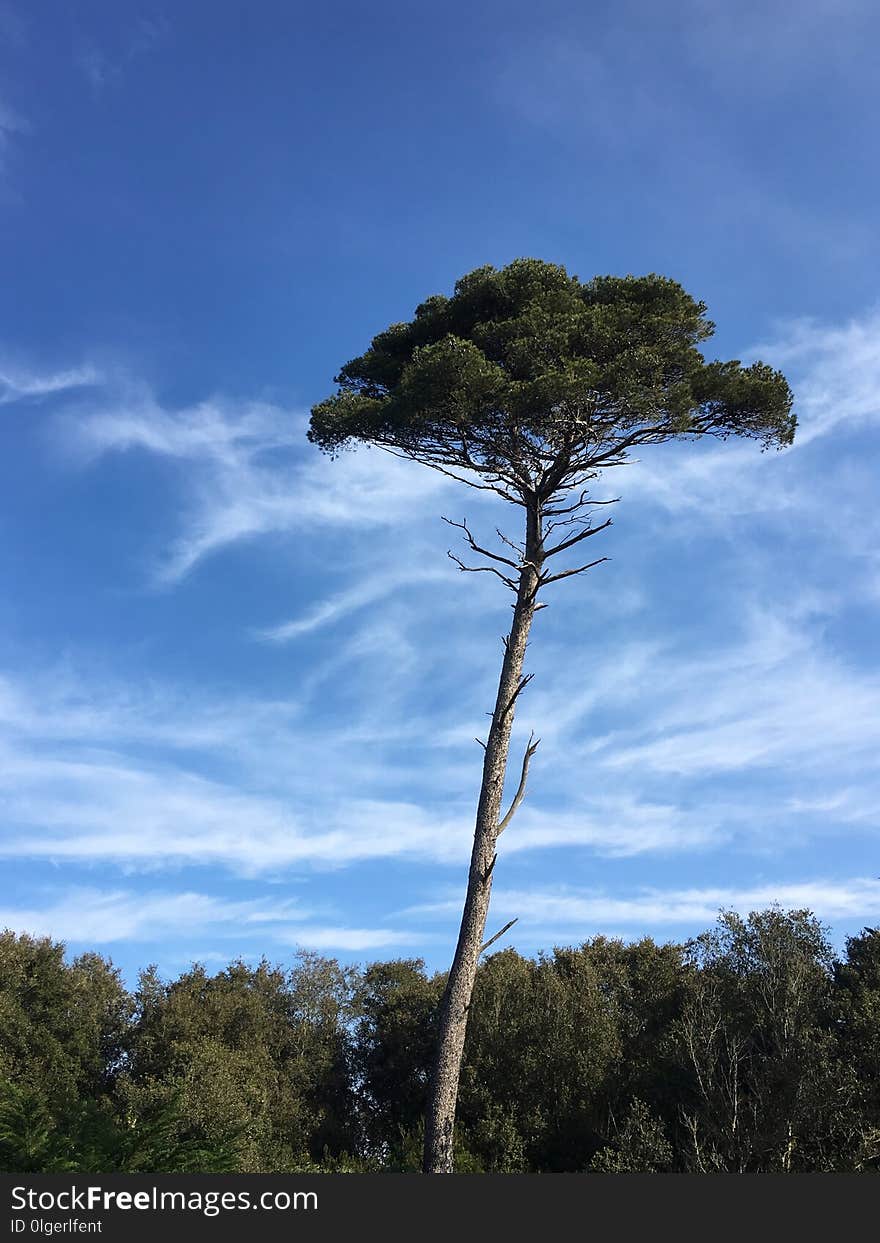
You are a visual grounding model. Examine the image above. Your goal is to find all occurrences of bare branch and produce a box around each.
[497,732,540,834]
[447,550,517,591]
[442,516,520,570]
[543,516,613,560]
[540,556,609,586]
[480,918,519,955]
[499,671,534,720]
[495,527,525,558]
[378,446,520,502]
[543,489,618,518]
[544,515,583,538]
[475,737,486,750]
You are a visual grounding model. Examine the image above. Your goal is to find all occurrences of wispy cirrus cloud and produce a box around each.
[609,313,880,606]
[49,305,880,588]
[0,885,413,952]
[0,751,467,871]
[407,877,880,933]
[585,607,880,781]
[0,657,731,875]
[256,567,451,642]
[0,362,102,405]
[62,393,457,583]
[750,310,880,446]
[1,646,872,878]
[2,306,878,942]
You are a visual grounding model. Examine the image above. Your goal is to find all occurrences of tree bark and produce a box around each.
[423,497,543,1173]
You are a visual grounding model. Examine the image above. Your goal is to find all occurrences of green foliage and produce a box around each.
[112,1093,241,1173]
[351,959,443,1157]
[830,928,880,1169]
[309,259,795,491]
[0,1076,240,1173]
[122,953,358,1172]
[0,932,132,1114]
[458,939,688,1171]
[590,1099,674,1173]
[0,1079,76,1172]
[2,912,879,1172]
[460,946,620,1171]
[673,909,840,1171]
[836,927,880,1097]
[376,1120,484,1174]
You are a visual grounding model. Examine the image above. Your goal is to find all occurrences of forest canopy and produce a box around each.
[2,910,878,1174]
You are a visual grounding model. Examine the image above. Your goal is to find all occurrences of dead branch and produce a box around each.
[540,556,609,586]
[442,516,521,569]
[543,516,613,560]
[480,917,519,955]
[447,550,517,591]
[497,732,540,834]
[542,490,619,518]
[499,672,534,720]
[379,447,520,502]
[544,515,586,538]
[495,527,525,558]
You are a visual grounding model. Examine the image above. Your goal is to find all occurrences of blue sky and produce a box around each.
[1,0,879,983]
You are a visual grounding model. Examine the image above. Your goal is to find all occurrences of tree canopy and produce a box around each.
[2,916,879,1173]
[309,259,795,502]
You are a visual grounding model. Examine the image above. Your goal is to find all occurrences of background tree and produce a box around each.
[0,933,130,1108]
[673,908,838,1172]
[830,927,880,1169]
[122,952,358,1171]
[0,932,228,1173]
[459,945,620,1170]
[310,258,795,1173]
[350,958,443,1164]
[1,912,877,1172]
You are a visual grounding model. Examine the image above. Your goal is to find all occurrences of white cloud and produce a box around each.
[0,889,305,943]
[257,566,450,642]
[62,394,457,582]
[502,798,722,858]
[0,364,101,405]
[50,306,880,588]
[3,306,878,894]
[408,877,880,932]
[616,309,880,524]
[589,608,880,783]
[751,311,880,446]
[0,745,463,871]
[0,660,724,872]
[0,886,411,953]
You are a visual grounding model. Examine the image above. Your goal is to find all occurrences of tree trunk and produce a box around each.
[423,497,543,1173]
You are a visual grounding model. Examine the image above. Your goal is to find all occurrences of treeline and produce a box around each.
[2,908,879,1173]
